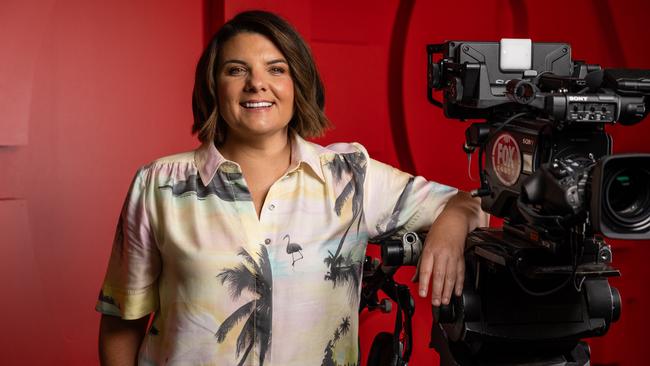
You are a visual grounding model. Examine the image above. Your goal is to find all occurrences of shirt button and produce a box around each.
[264,238,271,245]
[268,204,276,211]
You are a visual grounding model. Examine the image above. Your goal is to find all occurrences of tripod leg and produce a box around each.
[430,324,460,366]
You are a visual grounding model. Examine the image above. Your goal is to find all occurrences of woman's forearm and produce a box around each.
[440,190,487,233]
[99,314,150,366]
[417,191,487,305]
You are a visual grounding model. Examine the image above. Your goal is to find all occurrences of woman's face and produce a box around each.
[217,32,294,142]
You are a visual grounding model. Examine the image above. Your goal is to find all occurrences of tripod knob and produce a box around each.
[379,298,392,313]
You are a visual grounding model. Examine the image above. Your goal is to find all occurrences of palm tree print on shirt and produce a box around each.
[324,152,366,303]
[370,176,415,242]
[159,171,252,201]
[321,316,358,366]
[216,245,272,366]
[324,251,361,304]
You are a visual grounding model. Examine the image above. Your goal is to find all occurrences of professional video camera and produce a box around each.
[424,39,650,365]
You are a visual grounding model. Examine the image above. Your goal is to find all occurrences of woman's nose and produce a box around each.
[244,69,266,92]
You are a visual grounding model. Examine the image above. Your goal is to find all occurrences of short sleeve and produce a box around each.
[95,167,161,320]
[358,145,458,241]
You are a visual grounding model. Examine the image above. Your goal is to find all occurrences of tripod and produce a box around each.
[360,253,416,366]
[429,228,621,366]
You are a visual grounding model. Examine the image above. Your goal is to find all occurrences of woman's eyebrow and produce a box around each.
[222,59,247,66]
[267,58,288,65]
[221,59,287,66]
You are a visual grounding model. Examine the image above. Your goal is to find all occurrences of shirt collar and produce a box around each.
[288,133,326,182]
[194,140,227,187]
[194,132,326,187]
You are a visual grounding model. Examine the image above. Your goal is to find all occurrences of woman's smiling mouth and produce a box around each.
[240,101,274,109]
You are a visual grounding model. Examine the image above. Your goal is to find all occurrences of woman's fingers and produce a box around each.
[431,255,449,306]
[417,247,435,298]
[418,232,466,305]
[442,258,456,305]
[454,257,465,297]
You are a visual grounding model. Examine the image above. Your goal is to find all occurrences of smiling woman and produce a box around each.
[191,11,330,146]
[217,33,295,144]
[96,10,484,366]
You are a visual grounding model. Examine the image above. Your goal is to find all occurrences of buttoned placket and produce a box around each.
[245,168,296,366]
[258,171,294,245]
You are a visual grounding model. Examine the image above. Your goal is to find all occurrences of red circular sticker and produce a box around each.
[491,133,521,186]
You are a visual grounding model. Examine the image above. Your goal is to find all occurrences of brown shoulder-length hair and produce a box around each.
[192,10,330,145]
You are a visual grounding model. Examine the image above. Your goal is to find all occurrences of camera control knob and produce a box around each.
[598,245,613,264]
[635,104,646,114]
[379,298,392,313]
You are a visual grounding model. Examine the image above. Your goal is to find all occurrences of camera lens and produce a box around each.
[604,168,650,230]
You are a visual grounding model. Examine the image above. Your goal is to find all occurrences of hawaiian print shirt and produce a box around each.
[96,133,457,366]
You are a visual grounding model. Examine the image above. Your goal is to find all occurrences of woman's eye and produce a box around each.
[269,66,286,75]
[227,67,246,76]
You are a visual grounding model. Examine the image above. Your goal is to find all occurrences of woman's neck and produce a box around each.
[219,129,291,167]
[218,129,292,218]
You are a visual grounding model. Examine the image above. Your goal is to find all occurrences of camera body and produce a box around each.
[425,39,650,365]
[428,39,650,240]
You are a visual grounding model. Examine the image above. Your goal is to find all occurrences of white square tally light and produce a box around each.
[500,38,532,72]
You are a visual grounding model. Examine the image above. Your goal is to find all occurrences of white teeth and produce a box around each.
[243,101,273,108]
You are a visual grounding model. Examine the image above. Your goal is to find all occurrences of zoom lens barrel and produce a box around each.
[591,154,650,239]
[604,168,650,230]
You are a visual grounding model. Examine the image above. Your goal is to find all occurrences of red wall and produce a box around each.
[0,0,201,364]
[1,0,648,365]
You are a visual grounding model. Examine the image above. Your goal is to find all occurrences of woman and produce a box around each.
[97,10,485,366]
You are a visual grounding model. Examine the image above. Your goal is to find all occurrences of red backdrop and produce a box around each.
[0,0,648,365]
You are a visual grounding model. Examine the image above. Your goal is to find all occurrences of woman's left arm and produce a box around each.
[416,191,486,306]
